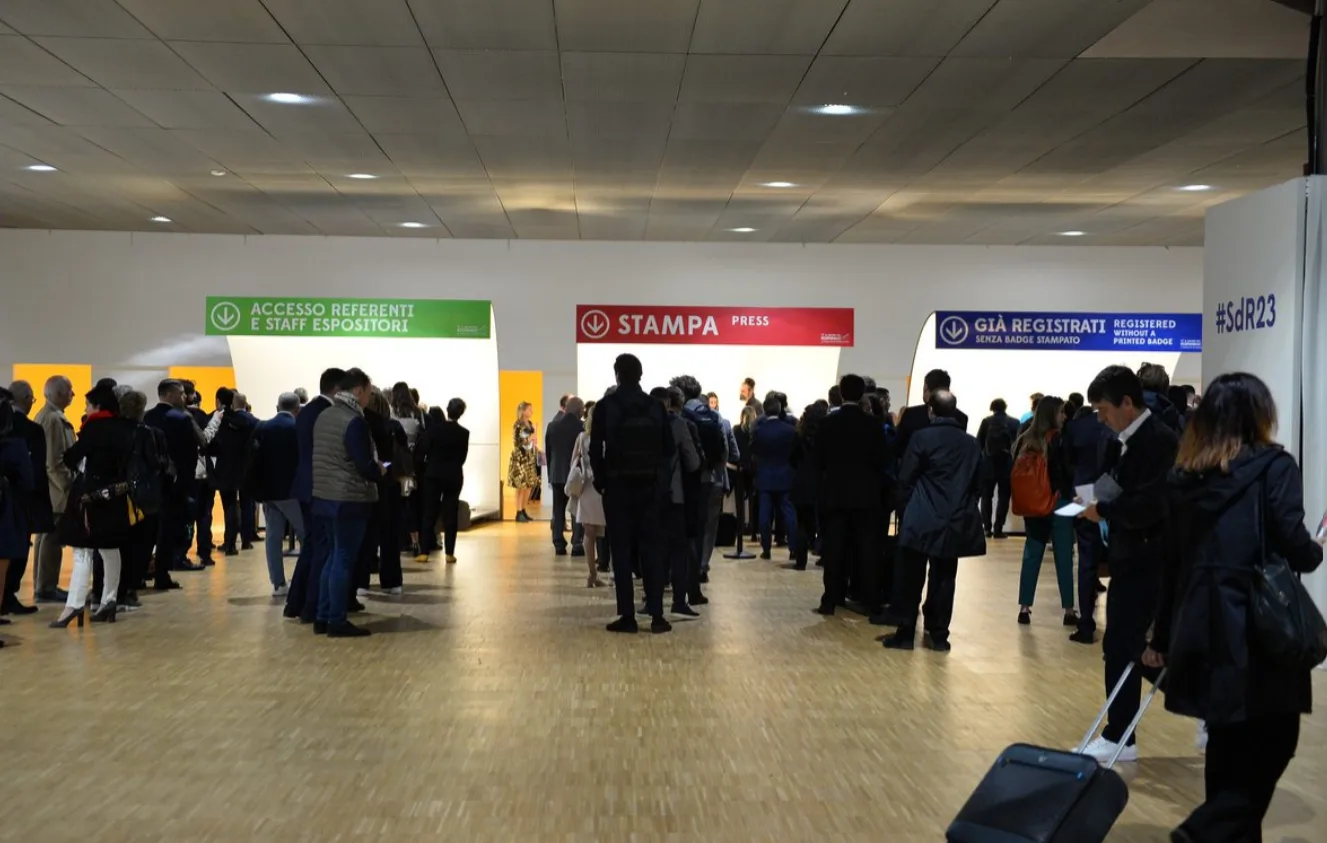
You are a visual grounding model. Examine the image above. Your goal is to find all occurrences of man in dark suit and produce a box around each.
[286,368,345,622]
[253,392,303,597]
[813,375,887,616]
[751,397,798,560]
[1079,365,1179,764]
[208,387,257,555]
[1,382,51,616]
[894,369,969,460]
[546,396,585,556]
[1064,403,1114,644]
[975,398,1020,539]
[180,383,215,567]
[143,378,205,590]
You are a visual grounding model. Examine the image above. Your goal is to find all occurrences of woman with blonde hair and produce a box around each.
[508,402,540,522]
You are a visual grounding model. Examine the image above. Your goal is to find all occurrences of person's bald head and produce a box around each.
[564,396,585,419]
[928,390,958,419]
[7,381,34,414]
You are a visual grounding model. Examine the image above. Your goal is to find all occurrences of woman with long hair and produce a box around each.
[790,402,828,570]
[360,387,407,595]
[571,408,607,588]
[734,404,759,541]
[507,402,539,522]
[1014,394,1078,626]
[390,381,425,556]
[1149,373,1322,843]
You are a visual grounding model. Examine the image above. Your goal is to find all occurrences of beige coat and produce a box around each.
[35,403,75,514]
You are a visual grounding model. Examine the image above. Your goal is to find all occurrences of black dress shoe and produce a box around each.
[927,636,952,653]
[1018,609,1031,625]
[2,597,38,616]
[327,621,371,638]
[699,572,709,584]
[1069,629,1096,645]
[689,593,709,606]
[812,604,835,616]
[313,621,328,635]
[175,560,205,572]
[671,604,699,617]
[199,555,216,567]
[882,633,915,650]
[607,616,638,634]
[241,542,254,551]
[554,547,568,556]
[651,616,673,634]
[993,531,1007,540]
[349,599,366,613]
[153,579,182,591]
[282,606,300,619]
[221,545,239,557]
[759,550,771,560]
[570,546,586,557]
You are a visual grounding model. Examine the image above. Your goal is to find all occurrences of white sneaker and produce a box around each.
[385,586,402,596]
[1195,721,1208,753]
[356,588,369,598]
[272,585,289,598]
[1079,736,1138,764]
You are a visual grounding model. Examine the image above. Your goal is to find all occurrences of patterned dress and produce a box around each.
[507,420,540,490]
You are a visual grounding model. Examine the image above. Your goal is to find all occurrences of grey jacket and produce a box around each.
[35,403,74,514]
[666,413,701,505]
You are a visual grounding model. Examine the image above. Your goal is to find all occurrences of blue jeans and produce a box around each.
[262,500,305,588]
[317,514,369,625]
[759,490,797,554]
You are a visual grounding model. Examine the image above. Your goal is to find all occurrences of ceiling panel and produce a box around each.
[111,90,259,130]
[565,101,674,139]
[951,0,1154,59]
[0,91,53,127]
[342,95,466,133]
[230,94,364,134]
[561,52,686,102]
[115,0,290,43]
[455,99,567,138]
[0,35,95,86]
[168,42,330,94]
[374,133,488,173]
[690,0,850,55]
[74,126,224,171]
[678,56,814,103]
[0,0,155,38]
[824,0,997,56]
[793,56,940,107]
[303,46,445,96]
[263,0,425,47]
[554,0,701,52]
[33,37,214,90]
[903,57,1066,110]
[434,51,562,100]
[0,87,154,127]
[670,102,783,141]
[409,0,558,51]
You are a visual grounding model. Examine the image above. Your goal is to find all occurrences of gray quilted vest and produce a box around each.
[311,396,379,504]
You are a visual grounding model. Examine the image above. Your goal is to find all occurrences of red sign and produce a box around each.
[576,305,854,347]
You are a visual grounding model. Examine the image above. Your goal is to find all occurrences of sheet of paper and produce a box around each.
[1055,502,1087,517]
[1075,484,1095,504]
[1094,474,1124,504]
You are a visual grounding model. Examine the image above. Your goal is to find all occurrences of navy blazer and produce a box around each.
[253,412,299,502]
[143,402,199,484]
[751,415,797,492]
[291,395,331,503]
[1064,409,1114,487]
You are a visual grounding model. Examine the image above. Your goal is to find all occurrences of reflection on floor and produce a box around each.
[1,526,1323,842]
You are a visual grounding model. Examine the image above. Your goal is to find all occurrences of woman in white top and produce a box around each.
[571,406,606,588]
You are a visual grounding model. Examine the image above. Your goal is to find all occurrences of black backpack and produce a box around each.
[607,394,663,482]
[684,404,725,472]
[126,425,166,514]
[985,416,1014,457]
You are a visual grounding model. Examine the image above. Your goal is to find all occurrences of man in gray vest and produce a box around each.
[311,368,383,639]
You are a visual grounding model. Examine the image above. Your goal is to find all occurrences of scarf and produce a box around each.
[81,410,114,431]
[334,391,363,414]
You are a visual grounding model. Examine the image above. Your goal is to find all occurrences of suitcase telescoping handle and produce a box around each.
[1074,663,1168,770]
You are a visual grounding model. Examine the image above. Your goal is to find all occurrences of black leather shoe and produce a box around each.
[153,579,182,591]
[349,599,366,613]
[759,550,771,560]
[606,616,638,634]
[327,621,371,638]
[553,547,568,556]
[882,633,915,650]
[651,616,673,634]
[313,621,328,635]
[174,560,205,572]
[2,597,38,616]
[812,604,835,616]
[671,604,699,617]
[689,593,709,606]
[570,546,586,557]
[282,605,300,619]
[699,572,709,584]
[241,542,254,551]
[1069,629,1096,645]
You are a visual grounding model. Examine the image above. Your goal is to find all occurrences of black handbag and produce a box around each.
[1250,478,1327,671]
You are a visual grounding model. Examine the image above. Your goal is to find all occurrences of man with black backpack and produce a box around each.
[975,398,1020,539]
[590,354,676,634]
[672,375,733,589]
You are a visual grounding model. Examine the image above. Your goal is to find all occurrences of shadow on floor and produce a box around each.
[357,614,443,635]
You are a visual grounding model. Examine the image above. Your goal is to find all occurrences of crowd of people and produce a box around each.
[1,354,1322,839]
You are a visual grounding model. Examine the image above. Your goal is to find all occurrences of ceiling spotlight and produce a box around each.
[210,169,227,177]
[398,221,426,228]
[346,173,377,180]
[1058,230,1086,237]
[25,164,57,172]
[1177,184,1212,192]
[150,216,172,223]
[729,227,756,233]
[814,104,860,115]
[265,92,312,104]
[762,181,796,188]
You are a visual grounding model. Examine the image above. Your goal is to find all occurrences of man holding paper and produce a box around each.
[1077,365,1179,764]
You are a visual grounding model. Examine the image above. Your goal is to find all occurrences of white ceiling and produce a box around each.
[0,0,1312,244]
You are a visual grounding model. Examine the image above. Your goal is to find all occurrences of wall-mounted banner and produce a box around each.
[575,305,854,346]
[205,297,491,339]
[934,311,1202,352]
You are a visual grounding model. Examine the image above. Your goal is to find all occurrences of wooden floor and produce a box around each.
[1,526,1323,843]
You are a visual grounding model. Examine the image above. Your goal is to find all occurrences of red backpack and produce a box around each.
[1011,433,1056,517]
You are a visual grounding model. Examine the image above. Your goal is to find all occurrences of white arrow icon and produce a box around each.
[580,308,611,340]
[938,315,969,345]
[210,301,242,332]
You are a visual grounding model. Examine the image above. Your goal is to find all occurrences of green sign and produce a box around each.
[205,297,491,339]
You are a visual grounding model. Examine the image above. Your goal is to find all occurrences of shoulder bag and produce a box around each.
[1250,472,1327,671]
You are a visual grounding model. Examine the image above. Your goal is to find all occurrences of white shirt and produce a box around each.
[1116,408,1151,456]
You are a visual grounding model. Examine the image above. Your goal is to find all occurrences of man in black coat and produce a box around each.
[2,382,51,616]
[813,375,887,616]
[144,378,204,589]
[975,398,1020,539]
[1064,404,1114,644]
[1078,365,1179,763]
[884,390,985,652]
[894,368,969,460]
[545,396,585,556]
[209,387,257,555]
[252,392,304,596]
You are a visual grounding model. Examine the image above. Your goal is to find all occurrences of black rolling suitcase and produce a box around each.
[946,664,1166,843]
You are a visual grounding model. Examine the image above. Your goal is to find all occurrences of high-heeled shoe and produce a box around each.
[49,605,86,628]
[91,601,118,624]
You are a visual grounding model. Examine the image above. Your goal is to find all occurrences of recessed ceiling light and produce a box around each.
[729,227,757,233]
[814,104,860,115]
[1058,230,1086,237]
[150,216,172,223]
[1177,184,1212,192]
[265,92,312,104]
[25,164,57,172]
[762,181,796,188]
[346,173,377,180]
[398,221,426,228]
[210,169,227,177]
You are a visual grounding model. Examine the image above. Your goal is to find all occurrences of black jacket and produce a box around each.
[896,403,969,460]
[790,425,821,507]
[251,412,299,502]
[589,383,675,497]
[815,404,887,511]
[1096,413,1179,575]
[415,420,469,484]
[1155,447,1323,724]
[144,402,200,485]
[545,413,584,486]
[976,412,1019,459]
[12,411,53,533]
[898,417,985,559]
[61,414,141,549]
[1064,408,1113,487]
[1144,390,1184,435]
[209,410,257,492]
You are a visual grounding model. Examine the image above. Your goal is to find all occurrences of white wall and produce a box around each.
[0,231,1204,418]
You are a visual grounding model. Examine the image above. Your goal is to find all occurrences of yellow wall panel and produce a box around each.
[12,364,93,419]
[169,366,236,413]
[497,371,543,521]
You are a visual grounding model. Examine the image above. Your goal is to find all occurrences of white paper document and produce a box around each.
[1075,484,1095,504]
[1055,502,1087,517]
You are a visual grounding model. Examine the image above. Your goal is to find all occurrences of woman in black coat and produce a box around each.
[360,388,408,594]
[790,403,827,570]
[1149,373,1323,843]
[414,400,470,563]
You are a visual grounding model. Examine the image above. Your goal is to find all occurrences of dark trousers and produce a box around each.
[123,516,156,598]
[376,485,403,589]
[286,502,314,611]
[420,477,462,555]
[217,488,241,549]
[663,503,690,606]
[318,514,368,625]
[241,491,257,539]
[980,454,1012,534]
[295,508,332,623]
[157,477,192,585]
[1180,714,1300,842]
[759,490,796,554]
[604,487,663,619]
[793,504,818,567]
[819,507,881,611]
[1102,567,1162,745]
[1075,519,1104,635]
[4,544,28,604]
[195,479,215,558]
[550,485,583,551]
[896,546,958,641]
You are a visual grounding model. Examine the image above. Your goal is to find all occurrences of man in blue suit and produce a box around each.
[752,396,798,560]
[143,379,204,591]
[285,368,345,622]
[253,392,304,597]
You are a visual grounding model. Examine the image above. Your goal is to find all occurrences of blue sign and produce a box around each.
[934,311,1203,352]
